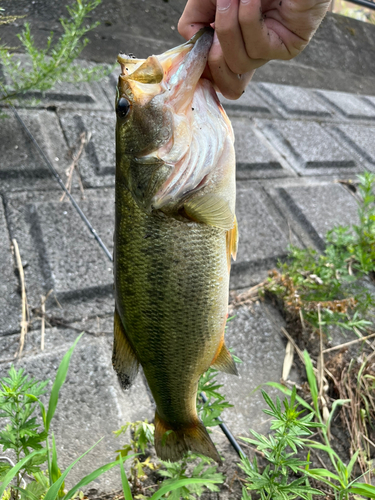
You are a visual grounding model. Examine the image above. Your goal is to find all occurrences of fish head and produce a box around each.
[116,28,234,216]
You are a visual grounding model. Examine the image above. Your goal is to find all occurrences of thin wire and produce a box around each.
[8,101,248,460]
[9,103,113,262]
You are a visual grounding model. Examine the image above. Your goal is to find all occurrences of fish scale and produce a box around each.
[115,188,229,399]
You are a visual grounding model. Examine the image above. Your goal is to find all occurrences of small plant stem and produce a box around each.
[323,331,375,353]
[46,435,52,487]
[12,239,28,357]
[15,393,21,491]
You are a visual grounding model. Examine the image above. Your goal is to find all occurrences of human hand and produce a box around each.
[178,0,331,99]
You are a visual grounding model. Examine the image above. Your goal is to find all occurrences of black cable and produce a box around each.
[200,392,246,459]
[9,102,248,460]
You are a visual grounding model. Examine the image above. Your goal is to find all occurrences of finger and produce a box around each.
[207,33,255,99]
[238,0,323,61]
[214,0,255,75]
[238,0,289,60]
[178,0,216,40]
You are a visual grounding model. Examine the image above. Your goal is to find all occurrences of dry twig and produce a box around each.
[60,131,91,201]
[12,239,29,357]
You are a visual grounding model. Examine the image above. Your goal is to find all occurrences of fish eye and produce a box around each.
[116,97,130,118]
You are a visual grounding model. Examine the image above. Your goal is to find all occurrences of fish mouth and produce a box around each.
[117,27,214,90]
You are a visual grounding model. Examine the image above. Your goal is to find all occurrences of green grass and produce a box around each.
[266,172,375,336]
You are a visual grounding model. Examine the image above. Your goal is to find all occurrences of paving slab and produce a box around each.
[230,118,289,180]
[0,109,70,192]
[0,201,20,336]
[259,120,359,176]
[220,303,288,437]
[363,95,375,110]
[268,180,359,250]
[316,90,375,120]
[231,185,291,289]
[0,322,153,492]
[5,189,115,324]
[331,123,375,171]
[58,110,116,188]
[257,83,332,118]
[219,83,274,118]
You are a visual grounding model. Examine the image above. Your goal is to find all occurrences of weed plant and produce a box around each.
[262,351,375,500]
[0,336,221,500]
[239,386,322,500]
[0,335,127,500]
[0,0,111,104]
[267,172,375,335]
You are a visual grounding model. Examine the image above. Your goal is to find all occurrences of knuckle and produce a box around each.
[221,86,244,100]
[227,60,250,75]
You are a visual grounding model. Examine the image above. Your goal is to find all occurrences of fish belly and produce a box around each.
[115,185,228,426]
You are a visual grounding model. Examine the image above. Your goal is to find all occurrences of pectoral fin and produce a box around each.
[183,194,234,230]
[211,340,238,376]
[112,308,139,389]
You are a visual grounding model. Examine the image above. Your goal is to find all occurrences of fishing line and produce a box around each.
[9,103,113,262]
[8,102,248,461]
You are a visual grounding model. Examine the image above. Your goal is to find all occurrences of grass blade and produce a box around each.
[350,483,375,498]
[119,454,133,500]
[303,351,320,419]
[326,399,351,431]
[44,437,102,500]
[150,478,221,500]
[0,450,44,499]
[46,333,83,432]
[64,457,135,500]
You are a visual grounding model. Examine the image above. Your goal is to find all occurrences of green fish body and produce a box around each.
[113,29,238,462]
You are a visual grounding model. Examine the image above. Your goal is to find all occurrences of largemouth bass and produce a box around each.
[113,28,238,463]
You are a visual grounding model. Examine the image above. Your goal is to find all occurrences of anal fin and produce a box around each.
[211,341,238,376]
[112,308,139,389]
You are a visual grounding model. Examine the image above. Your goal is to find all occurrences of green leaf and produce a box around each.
[119,454,133,500]
[0,450,44,499]
[326,399,351,431]
[46,333,83,432]
[303,351,319,418]
[306,468,340,481]
[346,450,359,479]
[302,440,340,461]
[64,458,134,500]
[44,437,102,500]
[349,483,375,498]
[150,478,221,500]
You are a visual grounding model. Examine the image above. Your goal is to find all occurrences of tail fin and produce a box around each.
[154,412,221,463]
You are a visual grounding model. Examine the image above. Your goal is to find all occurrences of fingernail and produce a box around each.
[217,0,231,11]
[240,0,251,4]
[213,32,220,44]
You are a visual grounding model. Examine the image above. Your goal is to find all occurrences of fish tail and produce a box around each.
[154,412,221,463]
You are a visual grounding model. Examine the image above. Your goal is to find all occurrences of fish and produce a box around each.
[113,27,238,463]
